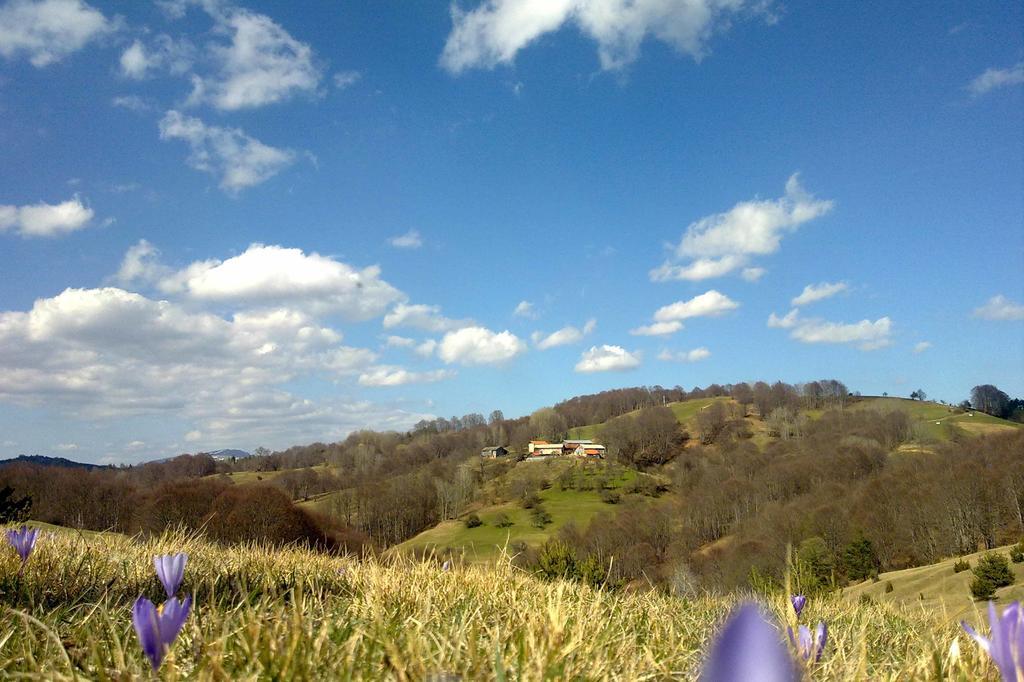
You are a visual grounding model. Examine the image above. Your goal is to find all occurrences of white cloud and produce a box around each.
[650,255,745,282]
[630,320,683,336]
[383,303,470,333]
[119,35,194,80]
[791,281,848,307]
[115,239,170,286]
[658,347,711,362]
[158,110,296,193]
[388,229,423,249]
[766,308,799,329]
[972,295,1024,321]
[112,95,154,112]
[184,430,202,442]
[531,318,596,349]
[652,174,833,281]
[0,0,112,67]
[154,243,402,321]
[741,267,765,282]
[788,316,893,351]
[0,195,94,237]
[358,365,454,387]
[574,345,641,373]
[513,300,537,318]
[438,326,526,365]
[912,341,931,354]
[186,6,321,110]
[968,62,1024,96]
[334,70,361,89]
[414,339,438,358]
[653,290,739,322]
[440,0,773,74]
[55,442,78,451]
[384,335,416,348]
[0,286,446,450]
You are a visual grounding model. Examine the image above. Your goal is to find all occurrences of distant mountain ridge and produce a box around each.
[0,454,111,470]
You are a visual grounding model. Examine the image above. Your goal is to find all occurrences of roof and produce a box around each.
[481,446,506,452]
[564,439,594,444]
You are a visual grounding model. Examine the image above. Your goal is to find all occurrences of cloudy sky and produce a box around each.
[0,0,1021,463]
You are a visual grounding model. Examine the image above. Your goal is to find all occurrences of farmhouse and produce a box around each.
[526,439,605,459]
[480,446,509,458]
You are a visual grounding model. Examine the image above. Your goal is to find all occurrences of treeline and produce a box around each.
[551,379,851,429]
[0,460,367,553]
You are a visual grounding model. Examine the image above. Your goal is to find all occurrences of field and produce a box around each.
[0,525,1003,680]
[844,543,1024,620]
[850,397,1021,441]
[397,460,639,562]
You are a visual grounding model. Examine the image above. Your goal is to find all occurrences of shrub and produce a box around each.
[1011,545,1024,563]
[495,513,513,528]
[953,558,970,573]
[521,491,541,509]
[464,513,482,528]
[973,552,1014,588]
[842,535,881,582]
[971,575,997,601]
[531,504,552,529]
[884,581,894,593]
[600,489,620,505]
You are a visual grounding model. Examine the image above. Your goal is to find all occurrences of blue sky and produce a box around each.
[0,0,1021,463]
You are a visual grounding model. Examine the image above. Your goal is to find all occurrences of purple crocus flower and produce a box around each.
[962,601,1024,682]
[6,526,39,572]
[154,553,188,598]
[132,595,191,671]
[790,594,807,617]
[788,622,828,662]
[700,603,798,682]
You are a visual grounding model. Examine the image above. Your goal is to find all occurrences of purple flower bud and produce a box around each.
[132,596,191,671]
[962,601,1024,682]
[441,560,452,572]
[700,603,798,682]
[154,553,188,598]
[6,526,39,571]
[788,622,828,662]
[790,594,806,617]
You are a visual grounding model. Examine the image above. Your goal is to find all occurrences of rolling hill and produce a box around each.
[844,544,1024,621]
[396,459,646,562]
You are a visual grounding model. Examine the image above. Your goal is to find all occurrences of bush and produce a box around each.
[531,504,552,528]
[600,489,620,505]
[971,575,997,601]
[953,558,971,574]
[1011,545,1024,563]
[884,581,894,593]
[464,513,482,528]
[521,491,541,509]
[495,513,513,528]
[973,552,1014,588]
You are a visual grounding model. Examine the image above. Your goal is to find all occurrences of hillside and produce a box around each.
[397,459,646,562]
[844,544,1024,620]
[849,396,1021,441]
[567,395,735,440]
[0,524,996,679]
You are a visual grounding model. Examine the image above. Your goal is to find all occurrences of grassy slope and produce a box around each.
[850,397,1021,441]
[0,525,1000,679]
[397,461,638,562]
[567,396,733,440]
[844,544,1024,621]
